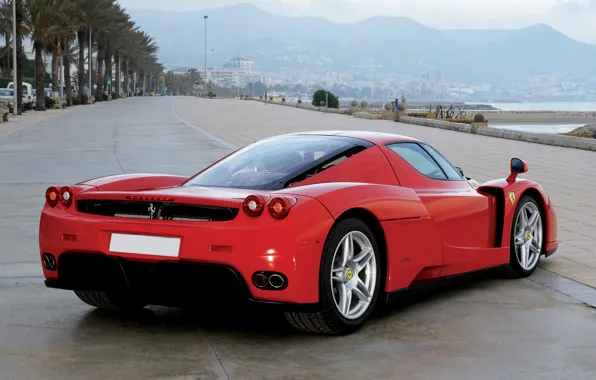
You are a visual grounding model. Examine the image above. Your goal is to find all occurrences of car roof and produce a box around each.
[282,130,423,145]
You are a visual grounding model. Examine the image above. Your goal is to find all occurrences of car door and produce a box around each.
[382,142,498,275]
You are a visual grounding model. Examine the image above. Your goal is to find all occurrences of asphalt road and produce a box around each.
[1,97,596,380]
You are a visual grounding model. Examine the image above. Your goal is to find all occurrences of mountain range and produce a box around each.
[127,3,596,84]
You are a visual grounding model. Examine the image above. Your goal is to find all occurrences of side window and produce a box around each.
[419,143,464,180]
[387,143,447,180]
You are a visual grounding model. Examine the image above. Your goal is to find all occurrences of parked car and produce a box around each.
[7,82,36,109]
[0,88,15,112]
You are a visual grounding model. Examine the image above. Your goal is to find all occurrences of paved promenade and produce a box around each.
[1,96,595,380]
[174,97,596,288]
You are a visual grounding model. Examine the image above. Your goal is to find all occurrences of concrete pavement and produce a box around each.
[0,98,229,276]
[174,97,596,289]
[1,96,596,379]
[2,272,596,380]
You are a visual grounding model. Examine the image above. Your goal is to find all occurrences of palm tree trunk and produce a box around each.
[124,59,129,96]
[77,29,85,103]
[95,38,105,101]
[104,40,112,98]
[51,44,60,95]
[34,41,45,111]
[115,52,120,96]
[62,42,72,107]
[15,0,24,113]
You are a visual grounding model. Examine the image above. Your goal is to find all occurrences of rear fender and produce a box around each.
[77,173,188,192]
[477,178,556,248]
[282,183,443,293]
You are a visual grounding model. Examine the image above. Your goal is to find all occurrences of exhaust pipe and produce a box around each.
[268,274,285,289]
[253,273,268,288]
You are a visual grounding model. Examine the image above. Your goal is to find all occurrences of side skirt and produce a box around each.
[383,264,507,304]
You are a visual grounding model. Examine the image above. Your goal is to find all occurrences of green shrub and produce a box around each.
[312,89,339,108]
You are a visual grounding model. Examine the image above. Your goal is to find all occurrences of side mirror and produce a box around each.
[507,158,528,182]
[511,158,528,173]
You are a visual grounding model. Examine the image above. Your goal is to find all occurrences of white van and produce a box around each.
[7,82,36,109]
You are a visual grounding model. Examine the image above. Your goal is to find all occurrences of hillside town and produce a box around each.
[167,55,596,102]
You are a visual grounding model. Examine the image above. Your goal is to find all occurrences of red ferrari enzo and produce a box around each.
[39,131,558,335]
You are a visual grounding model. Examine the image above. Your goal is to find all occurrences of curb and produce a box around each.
[399,116,596,151]
[171,103,239,150]
[239,98,596,152]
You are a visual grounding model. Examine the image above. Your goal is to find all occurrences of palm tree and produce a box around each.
[0,0,29,113]
[0,2,14,75]
[0,0,163,111]
[25,0,72,110]
[92,2,128,100]
[62,0,163,102]
[15,0,25,113]
[126,30,161,95]
[50,0,78,105]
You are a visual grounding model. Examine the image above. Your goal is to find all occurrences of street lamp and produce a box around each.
[12,0,17,115]
[204,15,208,95]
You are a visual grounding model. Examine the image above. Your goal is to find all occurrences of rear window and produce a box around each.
[185,135,368,190]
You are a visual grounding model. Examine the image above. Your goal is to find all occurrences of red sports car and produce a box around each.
[39,131,558,335]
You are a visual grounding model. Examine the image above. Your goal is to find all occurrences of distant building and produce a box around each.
[208,56,255,88]
[222,56,254,71]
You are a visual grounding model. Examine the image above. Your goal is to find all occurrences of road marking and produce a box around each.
[171,103,239,150]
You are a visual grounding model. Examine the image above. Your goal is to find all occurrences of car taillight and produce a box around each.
[268,196,295,219]
[243,194,265,217]
[45,187,59,207]
[59,186,73,207]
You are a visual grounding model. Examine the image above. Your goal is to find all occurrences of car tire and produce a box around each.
[284,218,382,335]
[74,290,147,311]
[505,195,545,278]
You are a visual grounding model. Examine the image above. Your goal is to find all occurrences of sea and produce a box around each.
[471,101,596,134]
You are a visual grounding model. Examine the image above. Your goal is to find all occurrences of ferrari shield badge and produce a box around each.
[508,192,516,205]
[346,269,353,280]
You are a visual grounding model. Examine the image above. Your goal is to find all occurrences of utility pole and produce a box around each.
[11,0,17,115]
[204,15,208,95]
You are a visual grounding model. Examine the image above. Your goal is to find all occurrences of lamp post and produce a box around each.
[203,15,208,95]
[12,0,17,115]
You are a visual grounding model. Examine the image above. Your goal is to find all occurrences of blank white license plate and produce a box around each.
[109,233,181,257]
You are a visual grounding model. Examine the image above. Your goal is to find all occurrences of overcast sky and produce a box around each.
[119,0,596,43]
